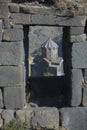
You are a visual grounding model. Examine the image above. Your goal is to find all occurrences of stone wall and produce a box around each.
[0,1,87,130]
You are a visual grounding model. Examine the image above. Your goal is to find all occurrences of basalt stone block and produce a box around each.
[20,5,51,14]
[70,27,85,35]
[60,107,87,130]
[71,69,82,106]
[59,16,86,27]
[0,110,3,128]
[0,21,2,41]
[0,3,9,18]
[0,42,24,65]
[31,14,67,25]
[10,13,31,25]
[31,107,59,130]
[4,87,25,109]
[83,87,87,106]
[3,18,11,29]
[84,69,87,84]
[10,13,67,25]
[0,0,12,3]
[72,41,87,68]
[1,110,14,124]
[8,3,20,13]
[0,21,2,30]
[0,89,3,108]
[70,34,86,43]
[16,109,34,123]
[0,32,2,42]
[0,66,24,87]
[3,28,23,41]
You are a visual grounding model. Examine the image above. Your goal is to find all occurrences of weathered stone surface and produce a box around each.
[3,28,23,41]
[0,3,9,18]
[8,3,20,13]
[0,110,3,128]
[84,69,87,84]
[1,110,14,124]
[70,27,85,35]
[72,41,87,68]
[0,66,24,87]
[0,21,2,30]
[60,107,87,130]
[0,0,12,3]
[0,20,2,42]
[71,69,82,106]
[0,32,2,42]
[70,34,86,43]
[59,16,86,26]
[3,18,11,29]
[31,14,67,25]
[31,107,59,130]
[16,110,26,122]
[10,13,31,25]
[83,87,87,106]
[16,109,33,123]
[20,5,51,14]
[0,89,3,108]
[10,13,67,25]
[4,87,25,109]
[0,42,24,65]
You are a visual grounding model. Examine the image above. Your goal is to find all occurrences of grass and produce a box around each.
[1,118,29,130]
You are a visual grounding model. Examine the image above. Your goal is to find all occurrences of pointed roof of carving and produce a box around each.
[41,38,58,49]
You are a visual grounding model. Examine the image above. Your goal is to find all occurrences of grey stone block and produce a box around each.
[1,110,14,124]
[3,28,23,41]
[0,21,2,42]
[70,27,85,35]
[0,32,2,42]
[0,0,12,3]
[0,20,2,30]
[71,69,82,106]
[0,3,9,18]
[20,5,51,14]
[0,66,24,87]
[16,109,33,123]
[10,13,31,25]
[59,16,86,27]
[31,107,59,130]
[84,69,87,84]
[4,87,25,109]
[0,41,24,65]
[0,89,3,108]
[70,34,86,43]
[83,87,87,106]
[72,41,87,68]
[0,110,3,128]
[10,13,67,25]
[3,18,11,29]
[31,14,67,25]
[8,3,20,13]
[60,107,87,130]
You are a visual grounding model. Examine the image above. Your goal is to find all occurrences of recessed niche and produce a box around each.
[28,26,64,77]
[23,25,67,108]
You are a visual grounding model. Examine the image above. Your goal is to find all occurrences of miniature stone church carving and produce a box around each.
[31,38,64,77]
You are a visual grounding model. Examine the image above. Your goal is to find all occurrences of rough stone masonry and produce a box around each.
[0,1,87,130]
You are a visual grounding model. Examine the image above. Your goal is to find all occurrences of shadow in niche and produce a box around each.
[23,25,29,91]
[62,27,72,106]
[29,76,67,108]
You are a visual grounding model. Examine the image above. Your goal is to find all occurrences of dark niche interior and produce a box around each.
[23,25,69,108]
